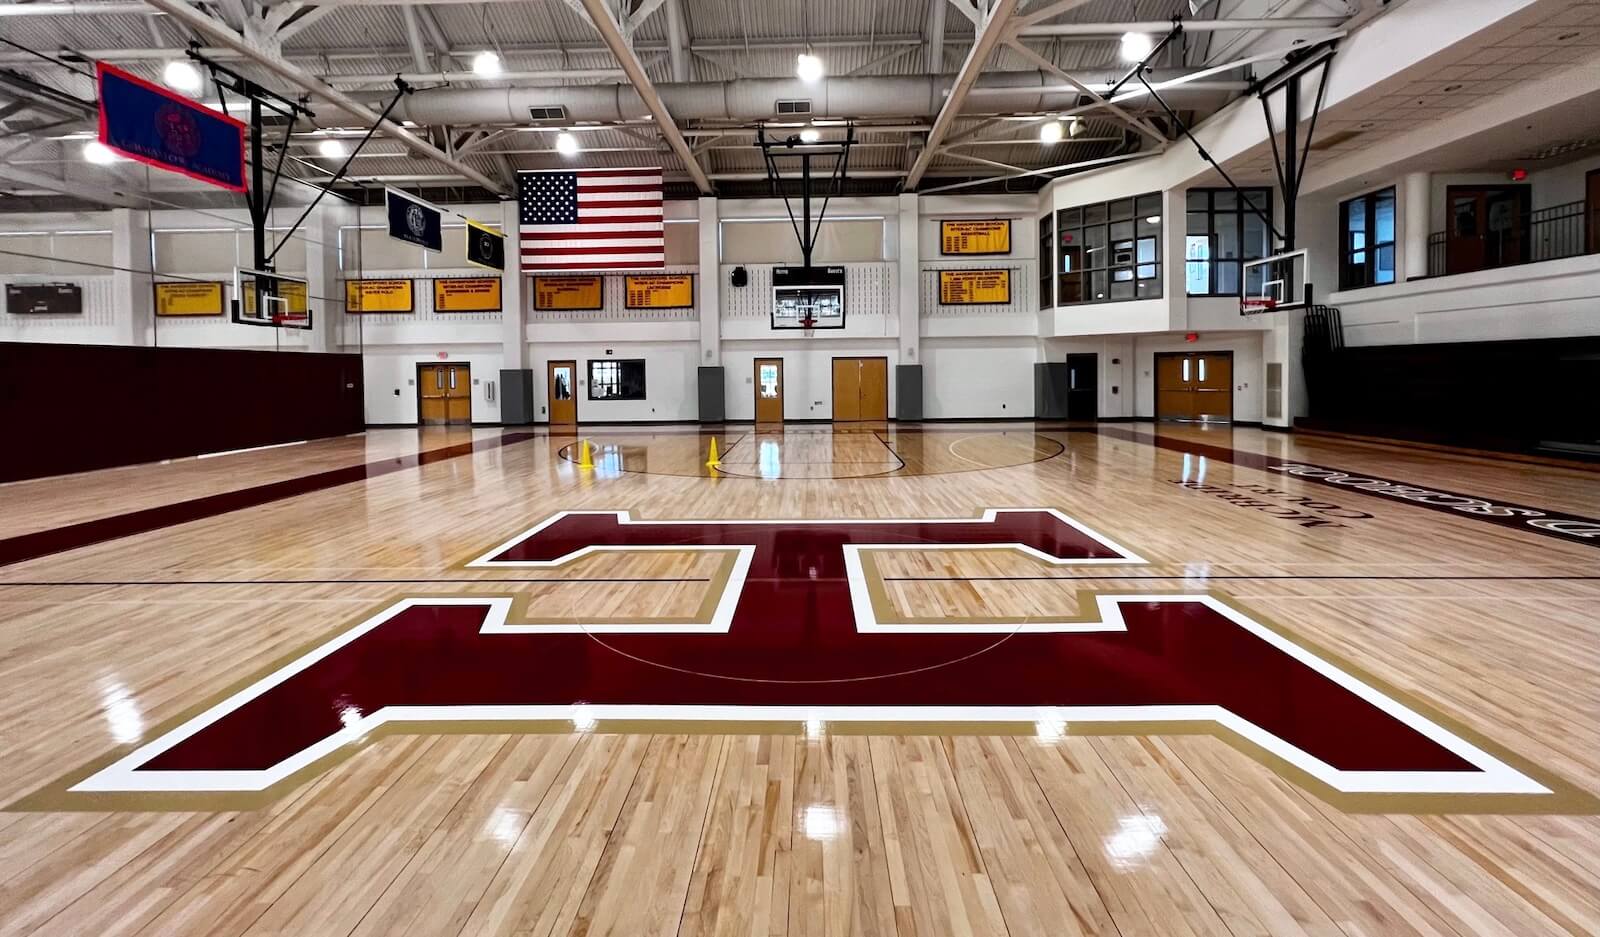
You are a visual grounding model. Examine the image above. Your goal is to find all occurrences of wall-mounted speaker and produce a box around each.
[730,266,748,288]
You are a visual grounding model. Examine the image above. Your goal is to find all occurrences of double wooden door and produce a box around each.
[417,364,471,426]
[831,357,888,422]
[1155,351,1232,422]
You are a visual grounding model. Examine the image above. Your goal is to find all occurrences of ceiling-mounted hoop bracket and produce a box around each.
[1252,40,1339,251]
[756,124,857,271]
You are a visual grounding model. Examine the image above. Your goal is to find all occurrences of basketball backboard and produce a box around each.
[234,268,313,330]
[772,265,846,330]
[1240,249,1309,315]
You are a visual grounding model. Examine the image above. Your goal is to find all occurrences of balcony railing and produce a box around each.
[1425,200,1596,279]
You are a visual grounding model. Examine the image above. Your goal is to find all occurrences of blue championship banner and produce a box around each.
[386,188,443,252]
[96,62,246,193]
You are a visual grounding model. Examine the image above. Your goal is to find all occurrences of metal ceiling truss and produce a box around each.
[905,0,1024,189]
[576,0,711,192]
[139,0,509,194]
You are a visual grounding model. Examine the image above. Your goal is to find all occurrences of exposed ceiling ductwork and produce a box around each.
[386,69,1242,127]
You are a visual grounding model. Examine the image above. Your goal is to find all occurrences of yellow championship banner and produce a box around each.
[345,278,414,314]
[534,275,603,311]
[153,281,224,316]
[624,273,694,310]
[938,269,1011,305]
[940,219,1011,255]
[433,277,502,313]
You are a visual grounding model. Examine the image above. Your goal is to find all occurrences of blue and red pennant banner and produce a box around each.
[96,62,247,193]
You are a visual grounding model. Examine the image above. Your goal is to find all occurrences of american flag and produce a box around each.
[518,167,664,270]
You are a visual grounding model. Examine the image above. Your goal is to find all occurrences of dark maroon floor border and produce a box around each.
[1085,426,1600,551]
[0,432,539,568]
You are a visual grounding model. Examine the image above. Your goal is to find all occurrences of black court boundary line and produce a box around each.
[0,432,541,569]
[6,574,1599,588]
[1074,426,1600,551]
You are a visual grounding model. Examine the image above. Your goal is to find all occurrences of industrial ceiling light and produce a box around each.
[472,50,502,78]
[83,140,120,164]
[799,126,820,143]
[317,138,347,159]
[795,52,824,83]
[555,132,579,156]
[1039,120,1064,145]
[162,60,202,94]
[1120,31,1154,63]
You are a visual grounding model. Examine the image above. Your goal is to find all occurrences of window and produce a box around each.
[1056,193,1162,304]
[1185,188,1274,295]
[587,359,646,401]
[1038,214,1054,309]
[1339,187,1396,289]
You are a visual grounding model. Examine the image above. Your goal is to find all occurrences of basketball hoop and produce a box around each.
[1240,297,1278,315]
[272,312,310,328]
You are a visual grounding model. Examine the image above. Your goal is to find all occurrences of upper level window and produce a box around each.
[1339,187,1396,289]
[1038,215,1054,309]
[1185,188,1273,296]
[1056,193,1162,305]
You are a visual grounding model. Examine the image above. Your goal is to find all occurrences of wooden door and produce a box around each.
[444,364,471,424]
[1586,170,1600,254]
[831,358,888,422]
[832,358,861,421]
[418,364,472,426]
[1192,352,1232,422]
[547,360,577,428]
[1155,354,1194,421]
[858,358,888,421]
[418,365,449,425]
[1447,185,1529,274]
[754,358,783,423]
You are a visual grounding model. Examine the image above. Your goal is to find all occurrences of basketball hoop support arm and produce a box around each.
[264,79,411,267]
[191,45,316,273]
[1254,43,1336,251]
[757,126,856,270]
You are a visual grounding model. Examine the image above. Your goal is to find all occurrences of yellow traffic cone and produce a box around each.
[705,436,721,468]
[578,439,595,469]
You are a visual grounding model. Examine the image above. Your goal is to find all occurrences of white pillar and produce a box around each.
[110,208,152,346]
[302,204,339,353]
[1401,171,1431,281]
[697,196,720,367]
[896,193,920,366]
[500,199,526,369]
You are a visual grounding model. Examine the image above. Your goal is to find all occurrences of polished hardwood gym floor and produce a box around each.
[2,423,1598,936]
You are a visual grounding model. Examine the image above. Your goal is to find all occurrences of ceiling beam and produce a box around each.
[576,0,710,193]
[905,0,1022,189]
[275,4,336,40]
[399,5,430,72]
[924,0,946,74]
[0,2,151,14]
[140,0,508,195]
[663,0,689,83]
[1003,39,1166,143]
[625,0,668,34]
[1019,17,1347,37]
[943,0,979,28]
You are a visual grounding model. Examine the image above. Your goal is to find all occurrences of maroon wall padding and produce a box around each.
[0,342,365,482]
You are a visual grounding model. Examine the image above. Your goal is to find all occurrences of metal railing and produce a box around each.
[1425,200,1596,278]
